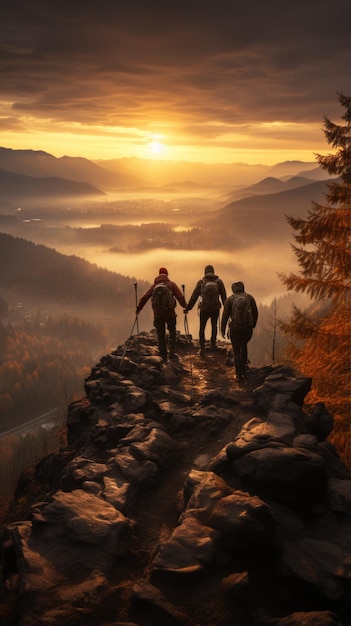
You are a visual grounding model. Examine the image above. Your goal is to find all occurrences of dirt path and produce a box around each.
[128,343,251,570]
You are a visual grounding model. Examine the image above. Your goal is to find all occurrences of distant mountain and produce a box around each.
[294,166,332,181]
[96,157,320,188]
[265,160,317,179]
[203,179,330,241]
[0,168,104,200]
[0,147,142,190]
[224,175,315,202]
[95,157,267,187]
[0,147,321,191]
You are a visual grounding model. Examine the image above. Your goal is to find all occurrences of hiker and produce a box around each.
[136,267,187,361]
[221,281,258,383]
[184,264,226,355]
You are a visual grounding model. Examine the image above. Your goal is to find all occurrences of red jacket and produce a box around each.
[136,273,187,318]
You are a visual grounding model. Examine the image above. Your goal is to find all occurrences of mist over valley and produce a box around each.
[0,147,331,309]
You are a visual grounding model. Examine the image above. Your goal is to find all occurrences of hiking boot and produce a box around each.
[198,348,205,356]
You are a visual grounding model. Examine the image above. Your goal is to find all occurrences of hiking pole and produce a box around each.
[182,284,193,383]
[118,315,138,372]
[133,281,141,351]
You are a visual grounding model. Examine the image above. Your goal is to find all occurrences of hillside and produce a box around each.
[0,232,149,309]
[1,331,350,626]
[223,175,318,202]
[0,147,141,190]
[0,168,104,199]
[203,179,331,240]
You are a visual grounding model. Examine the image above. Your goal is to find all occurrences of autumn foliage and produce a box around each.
[0,315,108,428]
[279,93,351,465]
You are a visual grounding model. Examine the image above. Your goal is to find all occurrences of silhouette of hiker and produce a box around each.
[185,265,226,355]
[221,281,258,383]
[136,267,187,361]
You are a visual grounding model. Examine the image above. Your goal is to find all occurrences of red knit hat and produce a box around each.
[159,267,168,275]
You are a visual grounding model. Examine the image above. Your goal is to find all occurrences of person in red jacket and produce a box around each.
[136,267,187,361]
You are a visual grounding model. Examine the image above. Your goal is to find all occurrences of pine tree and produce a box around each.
[279,92,351,465]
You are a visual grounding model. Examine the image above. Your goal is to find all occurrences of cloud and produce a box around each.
[1,0,350,161]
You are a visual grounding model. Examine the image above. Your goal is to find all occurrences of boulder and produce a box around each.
[232,447,328,505]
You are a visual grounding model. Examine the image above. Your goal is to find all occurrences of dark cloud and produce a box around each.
[1,0,350,157]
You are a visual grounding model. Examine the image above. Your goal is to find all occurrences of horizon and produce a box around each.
[1,1,350,166]
[0,144,317,169]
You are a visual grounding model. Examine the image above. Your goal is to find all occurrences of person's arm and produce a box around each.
[218,279,227,306]
[186,280,202,311]
[136,285,153,313]
[249,296,258,328]
[171,282,187,308]
[221,297,231,336]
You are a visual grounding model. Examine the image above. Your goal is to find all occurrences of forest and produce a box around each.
[279,93,350,469]
[0,313,109,431]
[0,232,149,306]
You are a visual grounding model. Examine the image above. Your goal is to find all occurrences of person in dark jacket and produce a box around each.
[185,265,226,355]
[136,267,187,361]
[221,281,258,383]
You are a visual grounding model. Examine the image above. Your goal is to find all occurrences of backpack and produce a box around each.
[151,282,176,313]
[200,279,220,312]
[231,293,254,329]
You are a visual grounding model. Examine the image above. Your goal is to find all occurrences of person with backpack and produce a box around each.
[184,265,226,355]
[221,281,258,384]
[136,267,187,362]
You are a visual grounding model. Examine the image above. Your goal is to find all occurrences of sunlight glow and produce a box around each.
[148,141,166,156]
[0,113,322,165]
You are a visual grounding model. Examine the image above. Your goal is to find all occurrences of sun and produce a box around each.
[147,140,167,157]
[149,141,166,155]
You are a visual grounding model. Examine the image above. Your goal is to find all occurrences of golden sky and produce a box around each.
[1,0,350,165]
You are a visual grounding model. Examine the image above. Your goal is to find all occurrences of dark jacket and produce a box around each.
[136,273,187,318]
[221,292,258,335]
[186,272,227,312]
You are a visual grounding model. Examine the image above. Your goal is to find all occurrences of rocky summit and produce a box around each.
[1,330,351,626]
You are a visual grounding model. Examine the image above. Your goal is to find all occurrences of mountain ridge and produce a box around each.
[0,147,319,191]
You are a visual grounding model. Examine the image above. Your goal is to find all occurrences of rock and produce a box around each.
[208,491,276,549]
[113,449,160,488]
[254,609,343,625]
[33,489,132,556]
[132,580,188,624]
[305,402,334,440]
[151,516,219,575]
[326,478,351,513]
[233,447,328,505]
[253,374,312,411]
[129,427,180,468]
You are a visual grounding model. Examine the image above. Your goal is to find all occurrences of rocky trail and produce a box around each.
[1,330,350,626]
[92,336,255,625]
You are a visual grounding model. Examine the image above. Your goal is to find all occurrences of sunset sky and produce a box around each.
[1,0,350,165]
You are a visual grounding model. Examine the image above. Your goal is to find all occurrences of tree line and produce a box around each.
[0,232,149,307]
[279,92,350,469]
[0,315,109,430]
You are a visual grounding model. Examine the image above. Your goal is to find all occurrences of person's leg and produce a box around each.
[199,311,208,354]
[240,329,252,377]
[230,328,242,380]
[167,317,177,358]
[238,337,247,378]
[210,312,219,349]
[154,317,167,360]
